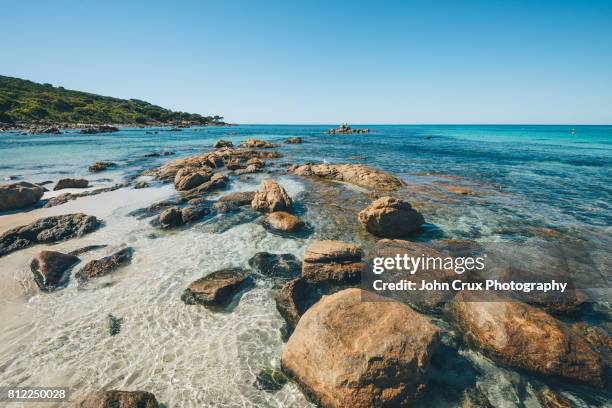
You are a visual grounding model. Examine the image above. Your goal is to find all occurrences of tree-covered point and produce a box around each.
[0,75,224,126]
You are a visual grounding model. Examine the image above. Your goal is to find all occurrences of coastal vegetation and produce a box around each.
[0,75,224,126]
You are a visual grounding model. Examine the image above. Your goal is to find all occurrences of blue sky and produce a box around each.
[1,0,611,124]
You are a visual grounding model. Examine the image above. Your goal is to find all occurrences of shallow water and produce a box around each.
[0,125,610,407]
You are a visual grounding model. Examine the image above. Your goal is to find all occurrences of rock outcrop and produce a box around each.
[154,147,279,180]
[78,390,158,408]
[301,240,364,284]
[292,163,404,191]
[88,161,116,172]
[75,247,134,283]
[265,211,304,232]
[0,214,101,257]
[0,181,44,212]
[54,178,89,190]
[284,137,302,144]
[281,288,439,408]
[181,268,251,307]
[358,196,424,237]
[251,180,293,213]
[30,250,80,291]
[325,124,370,134]
[445,291,604,386]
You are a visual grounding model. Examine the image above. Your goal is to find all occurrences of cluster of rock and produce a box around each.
[325,123,370,134]
[0,213,100,257]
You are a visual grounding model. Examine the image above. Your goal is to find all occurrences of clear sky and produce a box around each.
[1,0,611,124]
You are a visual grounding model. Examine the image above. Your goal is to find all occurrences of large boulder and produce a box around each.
[445,291,604,386]
[358,196,424,237]
[75,247,134,283]
[181,268,251,307]
[302,240,364,284]
[54,178,89,190]
[281,288,439,407]
[78,390,158,408]
[0,214,100,257]
[30,250,80,291]
[0,181,44,212]
[173,168,212,191]
[248,252,301,280]
[292,163,404,191]
[251,180,293,213]
[265,211,304,232]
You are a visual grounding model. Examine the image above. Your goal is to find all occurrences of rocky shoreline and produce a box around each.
[0,121,230,135]
[0,135,609,407]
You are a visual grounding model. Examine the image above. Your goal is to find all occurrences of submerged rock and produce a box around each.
[248,252,301,280]
[0,214,101,257]
[44,183,128,208]
[181,268,251,307]
[107,313,124,336]
[88,161,116,172]
[264,211,304,232]
[235,164,260,175]
[284,137,302,144]
[218,191,256,206]
[0,181,45,212]
[445,291,604,386]
[358,196,424,237]
[69,244,108,256]
[78,390,158,408]
[292,163,404,191]
[251,180,293,213]
[254,367,288,392]
[30,250,80,291]
[281,288,439,408]
[302,240,364,284]
[75,247,134,283]
[275,278,333,333]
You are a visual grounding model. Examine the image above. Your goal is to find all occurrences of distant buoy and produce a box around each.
[570,128,576,135]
